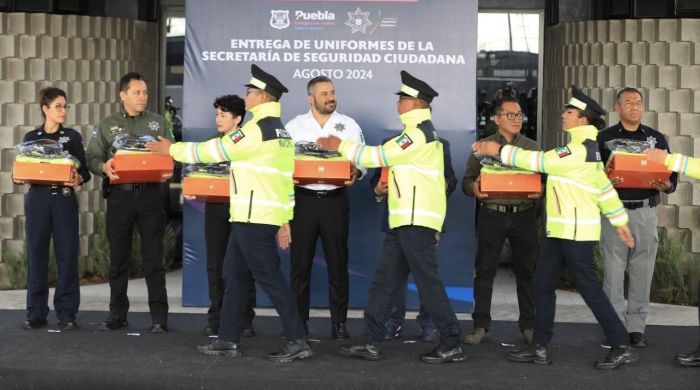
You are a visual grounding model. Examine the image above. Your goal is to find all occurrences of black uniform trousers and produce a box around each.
[472,206,537,331]
[533,238,628,347]
[25,186,80,322]
[361,226,462,348]
[219,223,306,343]
[106,185,168,323]
[290,188,349,323]
[204,202,256,329]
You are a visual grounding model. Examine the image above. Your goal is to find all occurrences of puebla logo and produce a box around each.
[270,10,290,29]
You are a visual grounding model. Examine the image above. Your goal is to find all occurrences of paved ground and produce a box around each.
[0,268,696,326]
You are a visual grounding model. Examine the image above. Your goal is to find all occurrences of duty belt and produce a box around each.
[295,186,345,198]
[30,184,74,197]
[622,193,660,210]
[111,183,160,192]
[480,202,534,213]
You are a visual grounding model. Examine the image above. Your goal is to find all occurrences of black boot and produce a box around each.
[340,344,383,361]
[594,345,638,369]
[268,340,313,363]
[420,345,467,364]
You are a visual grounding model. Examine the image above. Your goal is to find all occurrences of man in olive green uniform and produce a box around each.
[318,70,465,364]
[86,72,172,333]
[147,64,312,363]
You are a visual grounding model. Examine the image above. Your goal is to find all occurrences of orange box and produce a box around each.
[12,161,73,185]
[379,167,389,187]
[606,152,670,189]
[480,172,542,199]
[294,159,351,186]
[182,176,229,203]
[112,151,173,184]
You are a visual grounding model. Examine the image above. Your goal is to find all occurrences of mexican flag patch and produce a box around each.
[395,134,413,150]
[555,146,572,158]
[229,129,245,143]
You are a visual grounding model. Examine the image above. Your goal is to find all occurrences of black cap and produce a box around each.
[395,70,438,103]
[563,85,605,121]
[244,64,289,100]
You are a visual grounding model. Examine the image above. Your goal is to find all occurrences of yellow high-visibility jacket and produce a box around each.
[170,102,294,226]
[500,124,628,241]
[339,108,445,231]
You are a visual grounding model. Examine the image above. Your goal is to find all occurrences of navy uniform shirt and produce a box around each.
[22,125,91,184]
[597,122,677,200]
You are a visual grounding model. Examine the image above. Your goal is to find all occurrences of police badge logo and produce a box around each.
[646,136,657,149]
[58,136,70,144]
[334,122,346,132]
[148,121,160,132]
[270,10,290,30]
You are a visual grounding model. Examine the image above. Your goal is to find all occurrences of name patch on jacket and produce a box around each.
[555,146,572,158]
[230,130,245,143]
[396,134,413,150]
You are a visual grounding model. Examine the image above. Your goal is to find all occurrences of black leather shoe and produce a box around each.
[332,323,349,340]
[99,317,127,331]
[675,347,700,367]
[421,345,467,364]
[22,318,48,330]
[507,344,552,365]
[241,325,256,337]
[57,320,78,331]
[340,344,383,361]
[197,339,241,357]
[150,323,168,334]
[268,340,313,363]
[629,332,647,348]
[594,346,638,369]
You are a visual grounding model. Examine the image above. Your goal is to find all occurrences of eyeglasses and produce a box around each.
[498,112,523,120]
[49,104,70,112]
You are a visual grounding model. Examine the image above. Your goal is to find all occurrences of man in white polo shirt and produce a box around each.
[285,76,366,340]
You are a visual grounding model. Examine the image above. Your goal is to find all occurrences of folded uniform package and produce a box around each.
[182,173,229,203]
[379,167,389,187]
[605,151,671,189]
[12,155,75,185]
[111,150,174,184]
[479,166,541,199]
[294,156,351,186]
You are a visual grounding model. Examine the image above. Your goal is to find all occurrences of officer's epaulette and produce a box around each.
[258,117,291,141]
[582,139,602,162]
[416,120,438,143]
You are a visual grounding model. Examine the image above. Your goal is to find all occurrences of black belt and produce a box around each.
[622,194,660,210]
[295,186,345,198]
[111,183,160,192]
[480,202,534,213]
[30,184,74,196]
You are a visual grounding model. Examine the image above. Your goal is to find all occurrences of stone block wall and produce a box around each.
[0,12,159,288]
[542,18,700,255]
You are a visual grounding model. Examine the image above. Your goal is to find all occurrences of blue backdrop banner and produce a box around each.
[182,0,478,313]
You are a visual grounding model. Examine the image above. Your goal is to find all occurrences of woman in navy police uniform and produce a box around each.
[14,87,90,330]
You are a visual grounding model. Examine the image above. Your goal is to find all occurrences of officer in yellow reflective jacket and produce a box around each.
[645,147,700,367]
[147,64,311,363]
[318,70,465,364]
[474,86,638,370]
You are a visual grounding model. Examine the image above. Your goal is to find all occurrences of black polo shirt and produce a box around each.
[597,122,677,201]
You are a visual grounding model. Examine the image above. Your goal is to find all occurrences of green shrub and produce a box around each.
[3,246,27,290]
[651,231,699,306]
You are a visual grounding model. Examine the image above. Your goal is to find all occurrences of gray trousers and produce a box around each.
[600,205,658,334]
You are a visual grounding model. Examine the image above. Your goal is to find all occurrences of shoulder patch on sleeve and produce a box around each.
[91,128,99,138]
[554,146,572,158]
[395,134,413,150]
[229,129,245,143]
[583,139,602,162]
